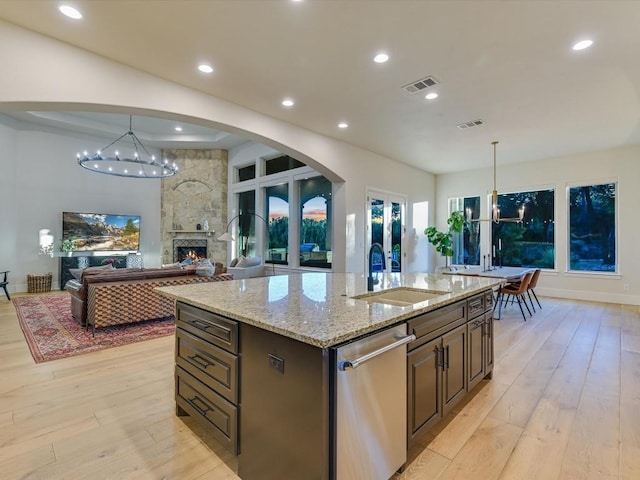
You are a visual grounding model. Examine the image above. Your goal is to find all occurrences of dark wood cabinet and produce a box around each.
[467,316,485,390]
[407,337,441,436]
[441,323,467,414]
[407,322,467,443]
[407,289,494,447]
[175,302,240,455]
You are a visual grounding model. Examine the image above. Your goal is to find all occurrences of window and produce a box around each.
[568,183,616,272]
[237,164,256,182]
[299,176,332,268]
[236,191,256,258]
[492,188,555,269]
[265,183,289,264]
[230,151,334,271]
[449,196,480,265]
[265,155,305,175]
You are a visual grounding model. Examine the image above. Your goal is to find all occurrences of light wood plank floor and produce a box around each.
[1,293,639,479]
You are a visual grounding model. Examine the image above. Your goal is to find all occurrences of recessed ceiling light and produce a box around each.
[174,126,183,132]
[425,92,438,100]
[572,39,593,51]
[338,122,349,129]
[373,53,389,64]
[198,64,214,74]
[282,98,295,107]
[59,5,82,19]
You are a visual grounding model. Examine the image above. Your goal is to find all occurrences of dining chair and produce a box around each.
[494,271,534,321]
[527,268,542,311]
[0,270,10,300]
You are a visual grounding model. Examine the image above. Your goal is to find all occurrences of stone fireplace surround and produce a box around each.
[160,149,228,265]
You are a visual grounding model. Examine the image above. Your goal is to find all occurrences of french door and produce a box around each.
[367,190,405,275]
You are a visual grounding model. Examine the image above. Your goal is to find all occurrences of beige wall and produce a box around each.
[0,19,436,284]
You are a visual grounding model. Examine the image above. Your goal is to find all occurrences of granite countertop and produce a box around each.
[156,272,503,348]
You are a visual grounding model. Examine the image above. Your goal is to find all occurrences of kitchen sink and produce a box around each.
[352,288,450,307]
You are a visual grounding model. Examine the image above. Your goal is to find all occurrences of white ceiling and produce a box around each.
[1,0,639,174]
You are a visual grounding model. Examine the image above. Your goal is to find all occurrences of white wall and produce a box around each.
[0,118,161,292]
[436,145,640,305]
[0,20,436,287]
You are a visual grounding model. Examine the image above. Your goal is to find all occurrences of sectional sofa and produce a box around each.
[65,265,232,333]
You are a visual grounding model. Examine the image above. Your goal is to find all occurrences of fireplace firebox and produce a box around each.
[173,239,208,263]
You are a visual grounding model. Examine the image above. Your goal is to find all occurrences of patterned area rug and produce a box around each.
[13,292,175,363]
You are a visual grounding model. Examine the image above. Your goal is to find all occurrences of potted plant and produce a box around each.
[424,211,466,266]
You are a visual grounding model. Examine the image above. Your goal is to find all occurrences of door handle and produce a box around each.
[339,334,416,370]
[444,345,450,369]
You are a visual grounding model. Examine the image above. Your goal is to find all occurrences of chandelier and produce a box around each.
[467,141,524,224]
[77,116,178,178]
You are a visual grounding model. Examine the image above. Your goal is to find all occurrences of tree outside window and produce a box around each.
[266,184,289,264]
[492,189,555,269]
[299,176,332,268]
[449,196,480,265]
[568,183,616,272]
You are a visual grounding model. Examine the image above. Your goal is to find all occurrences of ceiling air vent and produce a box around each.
[456,119,485,130]
[402,76,438,94]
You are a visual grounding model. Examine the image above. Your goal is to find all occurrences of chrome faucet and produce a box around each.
[368,242,386,291]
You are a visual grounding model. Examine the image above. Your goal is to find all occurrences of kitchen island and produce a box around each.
[156,272,503,480]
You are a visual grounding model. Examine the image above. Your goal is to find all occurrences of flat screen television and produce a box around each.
[62,212,141,252]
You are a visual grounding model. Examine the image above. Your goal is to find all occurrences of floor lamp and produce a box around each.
[217,213,275,275]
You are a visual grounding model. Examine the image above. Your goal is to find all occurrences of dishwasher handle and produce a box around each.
[338,334,416,371]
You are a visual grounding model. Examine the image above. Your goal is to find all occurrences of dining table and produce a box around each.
[441,265,536,281]
[441,265,537,320]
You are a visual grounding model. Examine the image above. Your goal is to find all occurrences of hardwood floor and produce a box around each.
[1,293,639,479]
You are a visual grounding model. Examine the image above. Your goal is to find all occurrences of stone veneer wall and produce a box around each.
[160,149,228,265]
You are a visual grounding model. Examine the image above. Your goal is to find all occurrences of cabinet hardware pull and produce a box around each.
[444,345,450,369]
[189,395,213,416]
[190,319,231,339]
[437,346,444,368]
[191,319,211,330]
[189,354,212,369]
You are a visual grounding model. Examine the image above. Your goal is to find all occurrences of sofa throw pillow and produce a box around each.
[229,257,240,267]
[69,268,84,281]
[236,256,262,268]
[195,259,215,277]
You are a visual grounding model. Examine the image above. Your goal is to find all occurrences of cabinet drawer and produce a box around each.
[176,328,238,404]
[467,293,485,320]
[484,291,494,313]
[407,302,466,351]
[177,302,238,354]
[176,366,238,454]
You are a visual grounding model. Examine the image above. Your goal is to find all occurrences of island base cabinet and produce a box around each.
[467,317,485,391]
[239,323,328,480]
[175,366,238,453]
[408,290,495,447]
[408,324,467,444]
[407,338,441,436]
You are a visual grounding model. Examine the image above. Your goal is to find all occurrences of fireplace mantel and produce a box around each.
[167,230,213,237]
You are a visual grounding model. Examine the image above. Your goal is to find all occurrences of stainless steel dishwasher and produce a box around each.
[335,323,415,480]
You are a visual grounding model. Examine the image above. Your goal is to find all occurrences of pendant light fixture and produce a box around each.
[467,141,524,223]
[77,116,178,178]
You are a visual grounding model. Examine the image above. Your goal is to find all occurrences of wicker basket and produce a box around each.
[27,272,52,293]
